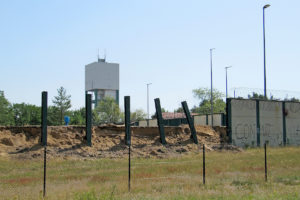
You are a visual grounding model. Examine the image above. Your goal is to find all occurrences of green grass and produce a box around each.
[0,147,300,199]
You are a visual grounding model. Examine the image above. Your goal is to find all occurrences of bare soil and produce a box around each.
[0,125,240,159]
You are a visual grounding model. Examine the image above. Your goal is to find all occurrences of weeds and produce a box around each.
[0,147,299,199]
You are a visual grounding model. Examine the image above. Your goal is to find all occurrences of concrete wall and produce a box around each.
[140,114,223,127]
[230,99,257,147]
[194,114,223,126]
[285,102,300,145]
[259,101,283,146]
[194,115,206,125]
[207,114,222,126]
[229,99,300,147]
[139,120,157,127]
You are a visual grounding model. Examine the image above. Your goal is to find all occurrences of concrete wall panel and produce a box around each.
[139,120,157,127]
[207,114,222,126]
[139,121,146,126]
[231,99,257,147]
[194,115,207,125]
[285,102,300,145]
[259,101,283,146]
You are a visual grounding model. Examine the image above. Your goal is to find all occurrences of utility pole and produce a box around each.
[263,4,270,99]
[210,48,215,127]
[146,83,152,127]
[225,66,232,99]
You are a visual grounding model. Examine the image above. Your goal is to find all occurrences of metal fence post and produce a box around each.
[41,92,48,146]
[203,144,206,185]
[128,143,131,191]
[282,102,287,146]
[256,100,261,147]
[41,91,48,197]
[265,142,267,182]
[154,98,167,144]
[86,94,92,146]
[124,96,131,191]
[181,101,198,144]
[226,98,232,144]
[125,96,131,145]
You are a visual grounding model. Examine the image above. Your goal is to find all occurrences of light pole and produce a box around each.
[225,66,232,99]
[210,48,215,127]
[263,4,270,99]
[147,83,152,127]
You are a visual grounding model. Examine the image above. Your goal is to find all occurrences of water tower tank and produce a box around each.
[85,59,119,107]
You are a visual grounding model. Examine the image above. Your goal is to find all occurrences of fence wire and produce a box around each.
[231,87,300,100]
[1,142,299,199]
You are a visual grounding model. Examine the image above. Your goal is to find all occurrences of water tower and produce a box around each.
[85,58,119,107]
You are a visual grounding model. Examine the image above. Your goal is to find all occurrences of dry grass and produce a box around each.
[0,147,300,199]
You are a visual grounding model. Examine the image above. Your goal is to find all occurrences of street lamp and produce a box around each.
[146,83,152,127]
[210,48,215,127]
[225,66,232,99]
[263,4,270,99]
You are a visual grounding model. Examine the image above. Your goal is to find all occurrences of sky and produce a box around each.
[1,0,300,116]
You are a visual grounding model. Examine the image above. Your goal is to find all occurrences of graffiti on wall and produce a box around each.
[234,123,256,140]
[230,99,300,147]
[260,123,282,146]
[287,125,300,145]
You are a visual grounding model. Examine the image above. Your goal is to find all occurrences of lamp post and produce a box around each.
[263,4,270,99]
[210,48,215,127]
[225,66,232,99]
[147,83,152,127]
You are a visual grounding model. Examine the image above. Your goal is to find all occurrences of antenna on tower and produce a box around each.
[97,48,100,62]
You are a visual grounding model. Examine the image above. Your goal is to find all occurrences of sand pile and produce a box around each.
[0,125,239,159]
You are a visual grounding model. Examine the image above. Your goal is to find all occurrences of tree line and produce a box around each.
[3,86,295,126]
[0,87,78,126]
[1,87,226,125]
[0,87,147,126]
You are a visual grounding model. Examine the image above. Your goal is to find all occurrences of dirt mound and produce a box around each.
[0,125,240,159]
[0,138,14,146]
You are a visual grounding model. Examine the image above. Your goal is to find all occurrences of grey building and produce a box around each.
[85,58,119,107]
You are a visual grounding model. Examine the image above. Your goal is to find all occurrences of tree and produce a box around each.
[12,103,41,126]
[0,91,13,125]
[192,87,226,114]
[47,106,61,125]
[193,88,224,103]
[27,104,41,125]
[161,108,167,113]
[93,97,122,124]
[191,99,226,114]
[174,107,184,113]
[69,107,85,125]
[52,87,71,125]
[289,97,300,102]
[131,109,147,121]
[248,92,265,100]
[284,97,300,102]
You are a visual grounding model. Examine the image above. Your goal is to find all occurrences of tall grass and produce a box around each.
[0,147,299,199]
